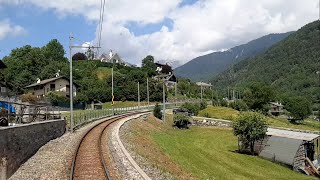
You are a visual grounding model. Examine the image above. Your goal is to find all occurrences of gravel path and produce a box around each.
[119,115,173,180]
[9,116,115,180]
[108,114,150,180]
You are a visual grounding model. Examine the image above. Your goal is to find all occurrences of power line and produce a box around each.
[97,0,106,57]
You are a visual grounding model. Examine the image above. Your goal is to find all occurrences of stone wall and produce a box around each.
[191,117,232,127]
[0,120,66,179]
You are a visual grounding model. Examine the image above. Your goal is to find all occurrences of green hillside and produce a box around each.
[212,21,320,102]
[175,32,293,81]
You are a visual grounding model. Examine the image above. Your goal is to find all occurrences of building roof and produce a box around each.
[259,136,302,165]
[270,102,283,107]
[196,82,212,87]
[0,61,7,69]
[267,128,319,141]
[25,76,79,88]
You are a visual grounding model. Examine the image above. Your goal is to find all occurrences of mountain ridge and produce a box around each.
[174,32,294,81]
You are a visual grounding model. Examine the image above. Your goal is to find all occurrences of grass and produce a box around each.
[198,106,320,131]
[95,67,112,80]
[198,106,239,120]
[124,114,314,179]
[152,127,314,180]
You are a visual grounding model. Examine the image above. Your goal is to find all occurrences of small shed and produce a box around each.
[258,128,320,176]
[269,102,284,116]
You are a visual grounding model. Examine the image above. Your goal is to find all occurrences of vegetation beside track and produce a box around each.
[198,106,320,131]
[122,114,315,180]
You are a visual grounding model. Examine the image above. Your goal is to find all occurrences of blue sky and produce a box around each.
[0,0,318,65]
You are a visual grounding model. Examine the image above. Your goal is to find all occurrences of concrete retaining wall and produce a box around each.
[0,120,66,179]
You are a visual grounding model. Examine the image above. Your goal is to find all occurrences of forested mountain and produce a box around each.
[212,20,320,102]
[175,32,293,81]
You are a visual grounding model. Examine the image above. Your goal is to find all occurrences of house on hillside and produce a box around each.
[153,62,177,89]
[196,82,213,89]
[269,102,284,116]
[25,76,78,99]
[251,128,320,176]
[99,50,135,67]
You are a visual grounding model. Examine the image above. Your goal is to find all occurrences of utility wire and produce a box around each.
[97,0,106,57]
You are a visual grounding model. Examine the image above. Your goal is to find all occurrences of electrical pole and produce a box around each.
[175,81,177,106]
[147,78,149,108]
[69,32,74,133]
[227,87,230,100]
[112,67,114,115]
[138,81,140,109]
[201,85,203,102]
[317,71,320,121]
[163,82,166,121]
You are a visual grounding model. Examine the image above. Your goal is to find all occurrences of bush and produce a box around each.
[233,112,268,155]
[153,103,162,119]
[229,100,249,111]
[200,101,207,110]
[182,103,200,116]
[221,99,228,107]
[173,114,190,129]
[21,93,38,104]
[46,92,69,106]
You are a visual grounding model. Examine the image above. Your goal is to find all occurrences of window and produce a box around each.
[50,84,55,91]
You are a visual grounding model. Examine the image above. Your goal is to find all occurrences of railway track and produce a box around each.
[69,112,141,180]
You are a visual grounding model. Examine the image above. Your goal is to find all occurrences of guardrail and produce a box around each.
[65,102,185,131]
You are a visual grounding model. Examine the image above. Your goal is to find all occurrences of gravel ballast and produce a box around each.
[9,116,115,180]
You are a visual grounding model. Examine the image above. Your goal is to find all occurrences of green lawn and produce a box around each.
[198,106,320,131]
[152,127,314,180]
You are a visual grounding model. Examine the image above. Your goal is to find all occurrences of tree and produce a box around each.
[243,82,274,113]
[284,96,312,122]
[153,103,162,119]
[233,112,268,154]
[141,55,156,76]
[42,39,66,61]
[72,52,87,61]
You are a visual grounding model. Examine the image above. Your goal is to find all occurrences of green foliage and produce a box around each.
[229,99,249,111]
[46,92,69,106]
[200,101,207,110]
[153,103,162,119]
[141,55,157,77]
[181,103,200,116]
[41,39,66,61]
[213,21,319,107]
[175,32,292,81]
[72,52,87,61]
[242,82,274,113]
[233,112,268,154]
[173,114,190,129]
[220,99,228,107]
[284,96,312,121]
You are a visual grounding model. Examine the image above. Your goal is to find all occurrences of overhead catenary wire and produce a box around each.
[97,0,106,57]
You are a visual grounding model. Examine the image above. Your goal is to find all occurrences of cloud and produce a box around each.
[0,19,26,40]
[1,0,319,65]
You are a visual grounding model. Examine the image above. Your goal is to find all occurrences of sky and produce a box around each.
[0,0,319,66]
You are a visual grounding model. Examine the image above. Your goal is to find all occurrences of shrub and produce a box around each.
[173,114,190,129]
[153,103,162,119]
[46,92,69,106]
[200,101,207,110]
[182,103,200,116]
[21,93,38,104]
[221,99,228,107]
[229,100,249,111]
[233,112,267,155]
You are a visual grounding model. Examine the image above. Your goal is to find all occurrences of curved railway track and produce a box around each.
[70,112,141,180]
